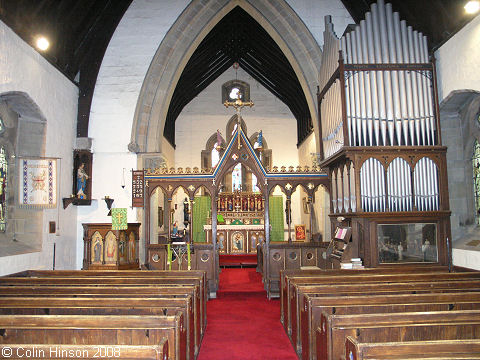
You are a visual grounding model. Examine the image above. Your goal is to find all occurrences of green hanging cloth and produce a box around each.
[111,208,128,230]
[192,195,211,242]
[269,195,284,242]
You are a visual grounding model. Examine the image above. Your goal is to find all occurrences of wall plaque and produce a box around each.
[132,170,144,207]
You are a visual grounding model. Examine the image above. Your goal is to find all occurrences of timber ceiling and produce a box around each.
[0,0,475,144]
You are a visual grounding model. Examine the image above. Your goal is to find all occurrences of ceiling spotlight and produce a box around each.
[35,36,50,51]
[465,1,480,14]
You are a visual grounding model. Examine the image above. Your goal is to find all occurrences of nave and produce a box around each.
[197,267,297,360]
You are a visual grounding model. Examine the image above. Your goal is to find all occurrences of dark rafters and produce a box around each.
[164,6,313,147]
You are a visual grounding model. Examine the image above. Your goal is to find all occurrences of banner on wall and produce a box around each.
[112,208,128,230]
[19,158,57,208]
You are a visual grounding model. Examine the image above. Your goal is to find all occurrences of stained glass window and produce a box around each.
[232,163,242,191]
[473,140,480,224]
[211,147,220,168]
[252,174,260,192]
[0,147,7,232]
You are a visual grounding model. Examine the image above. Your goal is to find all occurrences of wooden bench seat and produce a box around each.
[318,310,480,360]
[302,291,480,360]
[0,341,169,360]
[286,271,480,343]
[0,297,194,360]
[0,284,201,357]
[0,275,206,335]
[345,337,480,360]
[294,280,480,359]
[0,314,186,360]
[280,265,450,330]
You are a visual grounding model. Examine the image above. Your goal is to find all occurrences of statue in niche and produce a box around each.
[76,163,89,199]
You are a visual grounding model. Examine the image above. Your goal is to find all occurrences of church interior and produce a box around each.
[1,0,480,359]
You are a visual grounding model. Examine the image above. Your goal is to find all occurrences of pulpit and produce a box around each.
[82,223,140,270]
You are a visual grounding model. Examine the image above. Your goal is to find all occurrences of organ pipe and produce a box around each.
[320,0,442,214]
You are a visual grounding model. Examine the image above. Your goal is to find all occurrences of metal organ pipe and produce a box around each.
[393,12,408,146]
[400,20,415,146]
[377,0,395,146]
[386,3,402,146]
[365,12,380,146]
[319,4,441,214]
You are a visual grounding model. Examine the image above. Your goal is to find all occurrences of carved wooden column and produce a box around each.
[286,195,292,242]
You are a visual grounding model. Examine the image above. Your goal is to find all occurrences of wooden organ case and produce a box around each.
[318,2,451,268]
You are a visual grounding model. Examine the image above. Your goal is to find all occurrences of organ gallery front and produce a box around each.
[318,0,451,268]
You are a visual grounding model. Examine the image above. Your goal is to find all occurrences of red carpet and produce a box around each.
[197,268,297,360]
[219,254,257,267]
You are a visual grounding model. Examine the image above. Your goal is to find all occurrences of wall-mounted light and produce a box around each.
[121,168,126,189]
[465,0,480,14]
[35,36,50,51]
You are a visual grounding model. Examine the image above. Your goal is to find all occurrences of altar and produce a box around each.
[203,224,265,254]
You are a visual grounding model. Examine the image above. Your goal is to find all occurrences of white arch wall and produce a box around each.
[435,14,480,101]
[0,20,78,274]
[89,0,352,155]
[435,14,480,270]
[83,0,352,265]
[175,67,298,168]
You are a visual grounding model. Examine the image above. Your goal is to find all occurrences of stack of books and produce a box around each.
[340,258,364,270]
[351,258,364,269]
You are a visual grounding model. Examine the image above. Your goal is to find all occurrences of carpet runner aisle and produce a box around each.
[197,268,298,360]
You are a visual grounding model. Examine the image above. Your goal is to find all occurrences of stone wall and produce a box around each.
[0,20,78,275]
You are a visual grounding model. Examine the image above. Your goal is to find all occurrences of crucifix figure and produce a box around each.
[224,98,254,149]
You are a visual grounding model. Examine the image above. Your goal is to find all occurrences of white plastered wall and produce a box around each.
[435,14,480,270]
[435,14,480,101]
[77,0,352,264]
[0,20,78,275]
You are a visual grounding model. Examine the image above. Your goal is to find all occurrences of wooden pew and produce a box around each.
[0,275,206,335]
[0,314,186,360]
[295,279,480,359]
[318,310,480,360]
[280,265,449,330]
[0,285,201,357]
[8,270,208,331]
[0,297,193,360]
[345,337,480,360]
[287,271,480,341]
[0,341,169,360]
[303,291,480,360]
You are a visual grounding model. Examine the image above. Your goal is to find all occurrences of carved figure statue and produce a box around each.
[77,163,89,199]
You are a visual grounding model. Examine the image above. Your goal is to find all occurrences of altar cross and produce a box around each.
[224,98,254,149]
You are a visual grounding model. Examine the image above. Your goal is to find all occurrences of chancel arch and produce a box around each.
[130,0,322,156]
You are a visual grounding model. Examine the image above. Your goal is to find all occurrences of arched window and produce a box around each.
[473,140,480,223]
[232,163,242,191]
[211,147,220,168]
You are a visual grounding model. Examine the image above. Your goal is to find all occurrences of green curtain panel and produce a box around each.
[269,195,284,241]
[193,195,211,242]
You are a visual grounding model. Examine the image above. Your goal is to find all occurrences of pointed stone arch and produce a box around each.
[129,0,322,156]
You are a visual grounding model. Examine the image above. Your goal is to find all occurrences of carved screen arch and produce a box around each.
[413,157,439,211]
[387,157,412,212]
[360,158,386,212]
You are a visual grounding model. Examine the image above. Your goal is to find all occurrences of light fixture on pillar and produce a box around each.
[35,36,50,51]
[121,168,126,188]
[103,196,114,216]
[465,0,480,14]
